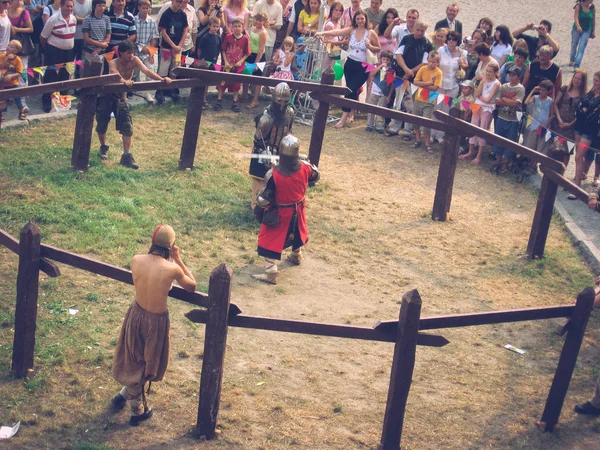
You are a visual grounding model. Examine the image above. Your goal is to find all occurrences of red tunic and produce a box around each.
[257,163,312,259]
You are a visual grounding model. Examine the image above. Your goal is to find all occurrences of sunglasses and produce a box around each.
[446,37,458,41]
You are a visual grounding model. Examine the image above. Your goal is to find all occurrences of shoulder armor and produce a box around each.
[264,168,274,183]
[302,160,320,183]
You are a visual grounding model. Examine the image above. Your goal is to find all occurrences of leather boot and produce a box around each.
[287,252,303,265]
[251,272,278,284]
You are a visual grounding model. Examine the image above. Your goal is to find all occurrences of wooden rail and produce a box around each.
[0,74,120,101]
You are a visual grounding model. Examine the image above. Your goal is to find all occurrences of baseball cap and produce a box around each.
[296,37,306,46]
[460,80,474,88]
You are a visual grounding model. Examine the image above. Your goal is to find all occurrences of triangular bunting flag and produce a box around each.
[146,46,159,57]
[185,56,195,66]
[104,51,115,62]
[75,60,84,68]
[516,111,523,121]
[27,68,34,77]
[526,116,533,127]
[429,91,439,103]
[66,62,75,76]
[545,130,552,142]
[213,63,222,71]
[452,97,460,105]
[420,87,430,102]
[444,96,451,106]
[21,70,27,81]
[436,94,445,105]
[175,53,182,64]
[567,141,575,152]
[410,83,418,95]
[257,61,266,71]
[394,78,403,89]
[386,72,395,86]
[340,49,349,60]
[461,100,470,110]
[34,66,46,76]
[471,103,481,115]
[580,143,589,151]
[206,60,213,66]
[537,126,544,137]
[379,70,385,82]
[558,137,565,144]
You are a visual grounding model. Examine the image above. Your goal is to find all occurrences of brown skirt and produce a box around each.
[112,302,170,389]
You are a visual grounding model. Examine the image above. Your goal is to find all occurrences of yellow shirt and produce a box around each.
[414,65,443,102]
[299,10,320,29]
[0,53,23,87]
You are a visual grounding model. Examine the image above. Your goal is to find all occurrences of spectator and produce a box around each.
[411,51,443,153]
[383,8,418,52]
[550,69,586,169]
[271,35,294,80]
[459,62,501,164]
[40,0,76,112]
[321,1,344,71]
[124,0,137,16]
[365,49,394,133]
[475,17,493,45]
[72,0,91,75]
[570,0,595,69]
[7,0,33,90]
[429,26,447,50]
[364,0,384,29]
[222,0,249,34]
[157,0,197,61]
[196,0,224,52]
[24,0,44,69]
[316,9,380,129]
[472,42,497,87]
[376,8,397,54]
[43,0,60,23]
[285,0,304,40]
[297,0,319,35]
[215,18,249,112]
[340,0,361,29]
[246,11,268,108]
[106,0,136,54]
[291,34,305,79]
[156,0,188,104]
[457,80,475,152]
[195,16,221,106]
[512,19,559,60]
[490,25,513,68]
[499,47,528,84]
[384,18,432,138]
[134,0,158,103]
[0,40,27,120]
[253,0,282,63]
[491,66,525,171]
[523,44,561,97]
[82,0,111,61]
[573,71,600,189]
[435,2,462,40]
[462,28,484,80]
[273,0,292,51]
[523,79,555,164]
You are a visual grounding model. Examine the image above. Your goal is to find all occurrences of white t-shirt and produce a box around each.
[0,13,10,52]
[253,0,282,47]
[73,0,92,40]
[390,24,409,49]
[40,12,77,49]
[439,46,467,90]
[490,43,511,63]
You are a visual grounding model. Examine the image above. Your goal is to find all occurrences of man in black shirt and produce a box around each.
[385,19,433,137]
[512,19,559,61]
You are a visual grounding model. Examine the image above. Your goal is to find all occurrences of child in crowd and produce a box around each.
[271,35,294,80]
[195,16,222,106]
[492,66,526,173]
[215,18,249,112]
[0,40,26,121]
[523,79,555,159]
[411,51,443,153]
[366,50,395,133]
[246,11,268,109]
[457,79,476,153]
[135,0,160,103]
[459,62,500,164]
[82,0,111,63]
[157,0,188,104]
[292,36,306,80]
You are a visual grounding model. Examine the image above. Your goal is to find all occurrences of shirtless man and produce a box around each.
[111,224,196,426]
[96,39,172,169]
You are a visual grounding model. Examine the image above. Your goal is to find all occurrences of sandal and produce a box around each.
[426,146,433,154]
[384,130,399,137]
[412,141,422,149]
[247,101,259,109]
[18,112,27,120]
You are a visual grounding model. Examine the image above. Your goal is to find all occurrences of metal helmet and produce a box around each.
[279,134,300,158]
[272,82,291,108]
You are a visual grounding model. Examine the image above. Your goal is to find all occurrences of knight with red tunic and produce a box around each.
[252,134,320,284]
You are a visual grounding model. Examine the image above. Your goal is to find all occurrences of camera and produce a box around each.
[214,4,221,10]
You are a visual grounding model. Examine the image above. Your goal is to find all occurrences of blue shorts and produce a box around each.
[575,129,595,141]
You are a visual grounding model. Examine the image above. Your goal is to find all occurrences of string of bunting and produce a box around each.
[359,61,599,154]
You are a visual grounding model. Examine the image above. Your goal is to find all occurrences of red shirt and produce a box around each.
[221,33,250,65]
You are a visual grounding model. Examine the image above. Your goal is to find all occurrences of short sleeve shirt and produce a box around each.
[199,32,221,63]
[395,34,433,78]
[0,53,23,86]
[106,8,136,50]
[221,32,250,65]
[158,7,189,49]
[497,82,525,122]
[82,14,112,53]
[414,65,443,101]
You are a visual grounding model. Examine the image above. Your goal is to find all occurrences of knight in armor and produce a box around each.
[252,134,320,284]
[249,82,295,209]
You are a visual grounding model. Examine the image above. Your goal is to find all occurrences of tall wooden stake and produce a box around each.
[432,108,461,221]
[539,287,595,431]
[11,222,41,378]
[179,85,206,170]
[379,289,422,450]
[196,264,233,438]
[71,60,102,171]
[308,69,334,167]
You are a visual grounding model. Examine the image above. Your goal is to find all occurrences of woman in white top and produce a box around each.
[316,10,380,128]
[490,24,513,68]
[321,1,344,71]
[432,30,468,143]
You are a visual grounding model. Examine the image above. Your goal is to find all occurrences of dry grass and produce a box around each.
[1,101,600,449]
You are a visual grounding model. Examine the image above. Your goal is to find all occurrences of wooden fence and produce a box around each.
[0,221,596,447]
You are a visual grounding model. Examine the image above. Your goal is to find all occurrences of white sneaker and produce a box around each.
[144,92,155,104]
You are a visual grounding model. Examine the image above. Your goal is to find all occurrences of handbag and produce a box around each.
[262,207,280,228]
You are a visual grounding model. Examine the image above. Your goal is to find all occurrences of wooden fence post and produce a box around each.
[538,287,595,432]
[11,222,41,378]
[71,59,103,171]
[308,68,334,167]
[432,108,462,221]
[379,289,422,450]
[526,167,564,259]
[179,85,207,170]
[195,263,233,438]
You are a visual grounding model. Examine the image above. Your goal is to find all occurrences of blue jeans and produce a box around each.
[492,117,520,159]
[571,28,592,68]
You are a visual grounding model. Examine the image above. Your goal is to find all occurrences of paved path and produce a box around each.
[2,91,600,273]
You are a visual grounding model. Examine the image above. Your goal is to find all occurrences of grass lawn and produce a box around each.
[1,99,600,449]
